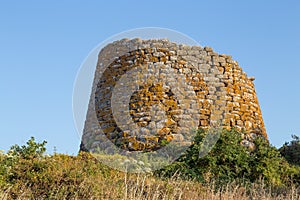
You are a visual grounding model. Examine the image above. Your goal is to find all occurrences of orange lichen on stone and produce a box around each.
[80,38,267,153]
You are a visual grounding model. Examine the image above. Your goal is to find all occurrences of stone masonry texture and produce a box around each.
[80,38,267,152]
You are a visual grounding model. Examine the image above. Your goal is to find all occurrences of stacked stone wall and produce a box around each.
[80,38,267,152]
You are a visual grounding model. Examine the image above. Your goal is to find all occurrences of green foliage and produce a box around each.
[159,139,170,146]
[157,128,300,187]
[8,137,47,159]
[279,135,300,166]
[250,136,290,185]
[0,137,46,188]
[157,129,253,183]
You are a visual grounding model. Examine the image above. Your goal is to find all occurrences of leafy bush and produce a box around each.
[7,137,47,159]
[279,135,300,166]
[157,128,299,187]
[250,135,293,186]
[156,129,251,182]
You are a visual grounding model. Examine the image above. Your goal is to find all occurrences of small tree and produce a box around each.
[8,137,47,159]
[250,136,289,186]
[279,135,300,166]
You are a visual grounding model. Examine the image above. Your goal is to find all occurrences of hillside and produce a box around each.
[1,129,300,200]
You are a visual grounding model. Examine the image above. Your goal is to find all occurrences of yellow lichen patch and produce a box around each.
[178,60,187,65]
[166,134,174,142]
[164,99,177,108]
[158,127,171,136]
[165,119,176,127]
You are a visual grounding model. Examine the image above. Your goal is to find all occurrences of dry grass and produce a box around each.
[1,172,300,199]
[1,152,300,200]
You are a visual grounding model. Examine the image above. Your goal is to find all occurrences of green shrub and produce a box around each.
[249,136,290,186]
[279,135,300,166]
[156,129,252,183]
[8,137,47,160]
[157,128,299,187]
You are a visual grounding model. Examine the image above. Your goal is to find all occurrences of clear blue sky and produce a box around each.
[0,1,299,155]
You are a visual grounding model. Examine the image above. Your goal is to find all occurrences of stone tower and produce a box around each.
[80,38,267,153]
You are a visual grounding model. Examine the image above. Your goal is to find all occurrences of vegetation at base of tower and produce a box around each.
[0,129,300,199]
[156,129,300,187]
[279,134,300,166]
